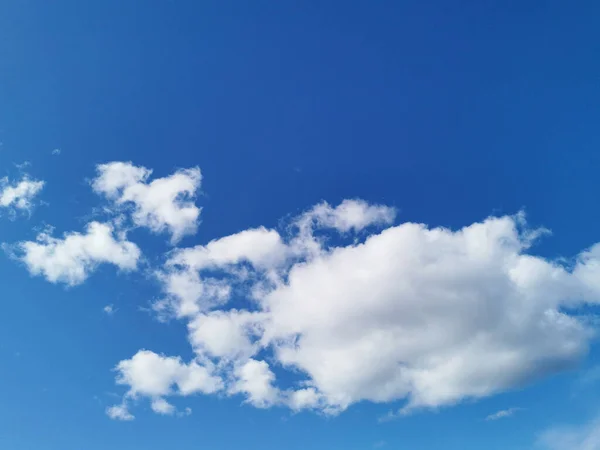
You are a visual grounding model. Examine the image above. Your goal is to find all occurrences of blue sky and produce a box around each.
[1,1,600,449]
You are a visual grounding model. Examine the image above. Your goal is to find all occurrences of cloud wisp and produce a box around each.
[485,407,522,421]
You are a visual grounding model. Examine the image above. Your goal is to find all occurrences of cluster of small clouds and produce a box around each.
[7,162,203,286]
[5,161,600,424]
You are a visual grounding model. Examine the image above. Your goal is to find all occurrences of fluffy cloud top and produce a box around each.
[0,175,44,213]
[13,222,140,286]
[92,162,202,243]
[110,198,600,419]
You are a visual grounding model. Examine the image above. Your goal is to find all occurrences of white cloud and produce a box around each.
[0,175,44,213]
[108,350,224,419]
[485,407,521,421]
[114,350,222,399]
[106,403,134,421]
[13,221,141,286]
[167,227,288,272]
[188,310,266,360]
[156,227,289,319]
[111,201,600,418]
[301,199,396,233]
[261,215,596,413]
[103,305,115,315]
[92,162,202,243]
[52,148,61,156]
[287,387,322,411]
[92,162,151,197]
[151,398,175,415]
[155,270,231,319]
[229,359,280,408]
[538,416,600,450]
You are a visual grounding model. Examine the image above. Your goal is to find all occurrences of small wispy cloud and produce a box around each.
[106,403,134,421]
[378,405,414,422]
[373,441,386,448]
[52,148,61,156]
[177,407,192,418]
[485,407,522,421]
[378,410,400,423]
[103,305,116,315]
[15,161,31,170]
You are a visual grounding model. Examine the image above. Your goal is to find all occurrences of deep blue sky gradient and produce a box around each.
[1,1,600,449]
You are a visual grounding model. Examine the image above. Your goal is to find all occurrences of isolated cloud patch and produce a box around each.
[115,350,223,398]
[92,161,202,243]
[485,407,521,421]
[0,174,44,214]
[109,198,600,419]
[13,222,140,286]
[107,349,223,420]
[106,403,134,421]
[151,398,176,415]
[301,199,396,233]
